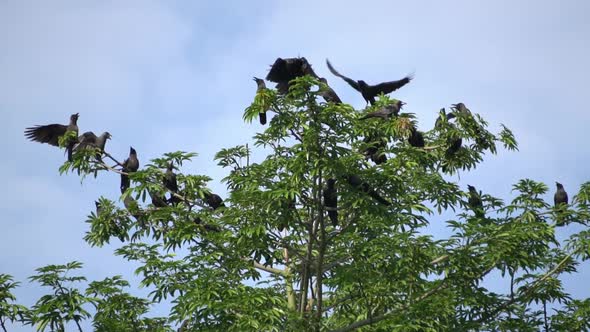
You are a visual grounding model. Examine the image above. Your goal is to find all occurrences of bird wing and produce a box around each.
[24,124,68,146]
[74,131,98,149]
[371,74,413,95]
[266,58,288,83]
[326,59,361,92]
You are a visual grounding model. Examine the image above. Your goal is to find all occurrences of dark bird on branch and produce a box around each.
[123,195,145,225]
[326,59,413,105]
[359,100,404,120]
[73,131,112,161]
[435,108,457,128]
[266,57,319,94]
[444,123,462,157]
[362,135,388,165]
[408,126,425,148]
[24,113,80,161]
[346,174,391,206]
[318,77,342,104]
[554,182,568,207]
[467,185,484,218]
[253,77,269,125]
[204,192,225,210]
[446,137,463,156]
[323,178,338,226]
[95,201,103,216]
[149,189,168,208]
[164,163,180,205]
[120,147,139,194]
[451,103,472,115]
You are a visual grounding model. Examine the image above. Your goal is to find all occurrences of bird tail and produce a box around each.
[328,210,338,226]
[120,174,130,194]
[259,112,267,125]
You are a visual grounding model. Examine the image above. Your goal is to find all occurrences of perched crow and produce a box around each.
[446,137,462,156]
[164,163,180,205]
[408,127,425,148]
[434,108,457,128]
[451,103,472,115]
[253,77,269,125]
[318,77,342,104]
[204,192,225,210]
[266,57,319,94]
[25,113,80,161]
[554,182,568,207]
[73,131,112,161]
[120,147,139,194]
[445,124,462,156]
[359,100,405,120]
[362,135,387,165]
[346,174,390,206]
[323,178,338,226]
[467,185,484,218]
[95,201,103,216]
[149,189,168,208]
[326,59,413,105]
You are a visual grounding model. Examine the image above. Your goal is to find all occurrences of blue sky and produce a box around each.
[1,0,589,330]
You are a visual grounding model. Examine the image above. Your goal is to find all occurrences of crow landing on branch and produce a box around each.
[266,57,319,94]
[24,113,80,161]
[326,59,413,106]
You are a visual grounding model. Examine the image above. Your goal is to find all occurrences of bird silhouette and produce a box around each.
[467,185,484,218]
[25,113,80,161]
[326,59,413,105]
[323,178,338,226]
[318,77,342,104]
[253,77,269,125]
[120,147,139,194]
[359,100,404,120]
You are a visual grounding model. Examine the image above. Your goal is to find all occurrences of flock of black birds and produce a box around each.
[24,116,226,216]
[24,56,569,228]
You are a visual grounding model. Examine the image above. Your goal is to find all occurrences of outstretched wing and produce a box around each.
[266,58,289,83]
[326,59,361,92]
[24,124,68,146]
[372,74,414,95]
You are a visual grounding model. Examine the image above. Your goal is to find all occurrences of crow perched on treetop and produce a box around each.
[120,147,139,194]
[408,126,425,148]
[323,178,338,226]
[361,135,388,165]
[266,57,319,94]
[204,192,225,210]
[434,108,457,128]
[164,163,180,205]
[318,77,342,104]
[451,103,471,115]
[467,185,484,218]
[73,131,112,161]
[359,100,405,120]
[24,113,80,161]
[554,182,568,206]
[326,59,413,106]
[253,77,269,125]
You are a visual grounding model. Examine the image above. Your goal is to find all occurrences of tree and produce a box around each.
[11,69,590,331]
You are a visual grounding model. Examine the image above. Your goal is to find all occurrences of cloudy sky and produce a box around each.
[1,0,589,330]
